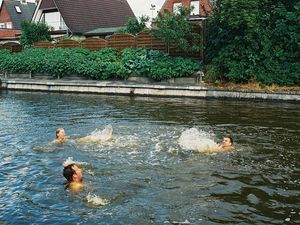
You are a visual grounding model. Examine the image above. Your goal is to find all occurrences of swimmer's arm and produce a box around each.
[194,146,234,153]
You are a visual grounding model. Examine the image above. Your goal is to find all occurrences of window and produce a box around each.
[43,11,64,30]
[0,23,5,28]
[15,6,22,13]
[190,1,199,15]
[6,22,12,29]
[173,3,182,14]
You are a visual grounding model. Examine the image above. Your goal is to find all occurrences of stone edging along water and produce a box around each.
[0,77,299,102]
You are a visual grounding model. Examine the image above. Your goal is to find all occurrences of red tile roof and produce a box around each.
[52,0,135,34]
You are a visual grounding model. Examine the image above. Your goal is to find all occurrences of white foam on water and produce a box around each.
[86,193,110,206]
[63,157,91,169]
[178,128,218,152]
[78,125,113,143]
[154,142,162,152]
[113,134,140,148]
[62,157,75,167]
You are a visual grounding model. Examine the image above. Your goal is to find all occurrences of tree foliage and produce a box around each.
[151,6,201,53]
[122,16,150,34]
[206,0,300,85]
[20,21,52,48]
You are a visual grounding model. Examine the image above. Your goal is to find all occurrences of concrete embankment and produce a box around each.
[0,78,299,101]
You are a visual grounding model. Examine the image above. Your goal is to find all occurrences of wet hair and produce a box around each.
[63,163,75,182]
[56,128,64,139]
[224,134,233,145]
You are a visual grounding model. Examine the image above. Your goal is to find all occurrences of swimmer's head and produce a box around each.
[63,163,83,182]
[222,134,233,147]
[56,128,65,140]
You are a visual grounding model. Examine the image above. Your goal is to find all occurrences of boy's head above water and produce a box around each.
[63,163,83,182]
[220,134,234,149]
[56,128,66,142]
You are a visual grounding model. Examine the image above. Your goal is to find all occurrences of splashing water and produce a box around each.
[178,128,218,152]
[86,193,110,206]
[62,157,75,167]
[78,125,113,143]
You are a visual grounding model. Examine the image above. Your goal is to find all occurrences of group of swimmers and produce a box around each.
[56,128,234,192]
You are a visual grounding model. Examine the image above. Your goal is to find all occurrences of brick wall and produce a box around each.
[0,4,12,24]
[160,0,212,17]
[0,29,20,39]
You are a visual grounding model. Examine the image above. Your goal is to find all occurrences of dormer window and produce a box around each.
[15,6,22,13]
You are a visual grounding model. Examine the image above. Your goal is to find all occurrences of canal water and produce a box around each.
[0,91,299,224]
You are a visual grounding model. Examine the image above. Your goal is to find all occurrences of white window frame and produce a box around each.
[173,3,182,14]
[6,22,13,29]
[190,1,200,15]
[15,6,22,13]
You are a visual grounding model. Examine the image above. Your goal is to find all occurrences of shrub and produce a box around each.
[1,47,201,81]
[0,50,13,73]
[20,21,51,48]
[206,0,299,85]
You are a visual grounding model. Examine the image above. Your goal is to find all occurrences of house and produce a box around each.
[32,0,135,38]
[159,0,214,19]
[0,0,37,41]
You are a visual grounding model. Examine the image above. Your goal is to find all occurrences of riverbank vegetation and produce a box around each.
[206,0,299,86]
[1,1,299,87]
[0,48,200,81]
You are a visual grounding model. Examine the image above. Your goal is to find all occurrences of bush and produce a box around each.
[206,0,299,85]
[0,50,14,73]
[20,21,51,48]
[0,47,201,81]
[120,48,201,81]
[147,57,201,81]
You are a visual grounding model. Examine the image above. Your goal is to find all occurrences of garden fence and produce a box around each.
[1,30,203,60]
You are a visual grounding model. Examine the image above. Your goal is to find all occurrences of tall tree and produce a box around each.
[151,6,201,53]
[122,16,149,35]
[20,21,52,48]
[206,0,300,85]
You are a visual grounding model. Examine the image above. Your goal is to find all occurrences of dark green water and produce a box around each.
[0,91,299,224]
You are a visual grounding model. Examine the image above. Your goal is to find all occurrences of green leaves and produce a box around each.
[206,0,300,85]
[0,48,201,81]
[122,16,150,35]
[151,6,201,53]
[120,48,201,81]
[20,21,52,48]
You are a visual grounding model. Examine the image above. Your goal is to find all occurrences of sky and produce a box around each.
[127,0,165,19]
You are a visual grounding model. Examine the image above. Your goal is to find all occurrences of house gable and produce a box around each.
[4,0,36,29]
[32,0,135,35]
[0,2,12,28]
[0,0,36,40]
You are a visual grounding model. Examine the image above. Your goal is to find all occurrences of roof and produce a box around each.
[39,0,55,10]
[4,0,36,29]
[36,0,135,34]
[84,26,125,36]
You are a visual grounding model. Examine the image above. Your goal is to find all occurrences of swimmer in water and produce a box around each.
[63,162,84,192]
[194,134,235,153]
[218,134,234,151]
[53,128,66,144]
